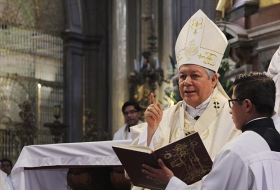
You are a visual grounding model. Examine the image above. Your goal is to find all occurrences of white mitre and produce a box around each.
[175,9,228,72]
[266,46,280,116]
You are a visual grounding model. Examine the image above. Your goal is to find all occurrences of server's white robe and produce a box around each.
[166,131,280,190]
[272,113,280,132]
[113,121,143,140]
[0,170,13,190]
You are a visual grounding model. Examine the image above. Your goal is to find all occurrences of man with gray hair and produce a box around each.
[142,72,280,190]
[129,9,240,189]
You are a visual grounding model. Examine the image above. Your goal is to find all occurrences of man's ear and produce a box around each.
[211,73,219,86]
[244,99,253,111]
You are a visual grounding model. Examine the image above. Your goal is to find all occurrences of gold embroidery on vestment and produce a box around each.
[185,40,199,61]
[191,18,204,34]
[201,128,209,140]
[197,52,218,66]
[184,121,190,130]
[177,53,183,62]
[183,121,193,135]
[213,97,220,109]
[205,96,220,150]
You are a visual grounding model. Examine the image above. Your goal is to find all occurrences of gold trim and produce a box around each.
[176,53,183,62]
[201,128,209,140]
[205,97,220,150]
[197,52,217,66]
[191,17,204,34]
[184,39,198,61]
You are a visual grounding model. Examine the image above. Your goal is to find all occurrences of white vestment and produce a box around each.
[266,46,280,116]
[272,113,280,132]
[113,120,143,140]
[130,85,241,190]
[0,170,13,190]
[166,131,280,190]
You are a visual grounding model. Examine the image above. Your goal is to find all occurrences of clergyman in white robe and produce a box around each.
[129,9,241,190]
[0,170,13,190]
[130,84,240,190]
[113,120,143,140]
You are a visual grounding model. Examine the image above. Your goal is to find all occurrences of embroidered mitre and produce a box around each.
[175,9,228,72]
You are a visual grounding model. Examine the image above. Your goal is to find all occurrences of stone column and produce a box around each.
[110,0,128,135]
[64,0,103,142]
[157,0,174,103]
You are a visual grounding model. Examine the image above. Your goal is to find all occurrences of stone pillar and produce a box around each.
[64,0,103,142]
[63,0,84,142]
[157,0,174,103]
[110,0,128,135]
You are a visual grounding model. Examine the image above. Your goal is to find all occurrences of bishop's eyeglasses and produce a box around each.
[228,98,245,108]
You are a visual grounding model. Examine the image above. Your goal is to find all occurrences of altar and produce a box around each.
[11,140,132,190]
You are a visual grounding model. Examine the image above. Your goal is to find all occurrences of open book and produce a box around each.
[112,132,212,190]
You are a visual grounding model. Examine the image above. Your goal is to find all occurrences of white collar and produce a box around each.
[246,117,268,125]
[183,94,212,118]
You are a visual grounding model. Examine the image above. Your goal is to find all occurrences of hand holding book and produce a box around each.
[112,132,212,189]
[142,158,174,185]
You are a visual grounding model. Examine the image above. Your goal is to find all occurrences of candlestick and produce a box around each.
[53,105,61,121]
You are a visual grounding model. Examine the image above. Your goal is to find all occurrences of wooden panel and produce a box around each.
[247,3,280,28]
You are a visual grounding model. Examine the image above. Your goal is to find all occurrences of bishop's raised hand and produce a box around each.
[144,93,163,131]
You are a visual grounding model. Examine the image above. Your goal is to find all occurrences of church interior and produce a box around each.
[0,0,280,189]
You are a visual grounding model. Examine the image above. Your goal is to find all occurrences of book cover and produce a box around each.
[112,132,212,190]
